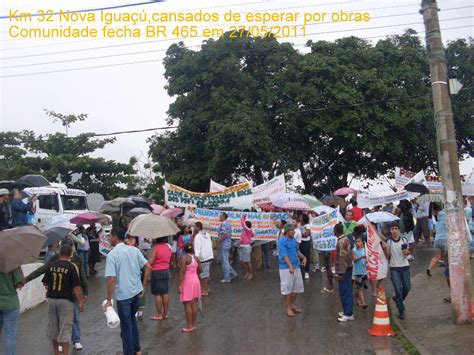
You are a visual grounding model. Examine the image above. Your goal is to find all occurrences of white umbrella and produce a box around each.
[128,214,180,240]
[357,212,399,226]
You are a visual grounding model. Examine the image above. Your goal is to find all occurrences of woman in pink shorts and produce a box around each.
[178,243,202,332]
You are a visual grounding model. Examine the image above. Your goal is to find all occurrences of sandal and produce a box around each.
[182,327,194,333]
[150,316,163,321]
[292,308,302,313]
[321,287,334,293]
[287,311,296,317]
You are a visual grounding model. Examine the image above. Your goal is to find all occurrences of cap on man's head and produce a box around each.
[283,224,295,234]
[0,188,9,196]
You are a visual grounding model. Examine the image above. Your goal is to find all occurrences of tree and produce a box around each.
[0,112,139,199]
[149,31,298,191]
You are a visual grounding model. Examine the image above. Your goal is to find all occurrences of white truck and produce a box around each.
[24,183,111,233]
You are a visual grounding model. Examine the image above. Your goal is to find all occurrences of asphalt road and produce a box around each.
[12,245,435,355]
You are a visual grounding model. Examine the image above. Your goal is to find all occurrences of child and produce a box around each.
[353,236,368,309]
[179,243,202,333]
[239,214,254,280]
[178,226,193,260]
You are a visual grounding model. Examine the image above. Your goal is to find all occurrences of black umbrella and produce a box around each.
[125,207,152,218]
[16,175,50,188]
[404,182,429,195]
[43,226,74,247]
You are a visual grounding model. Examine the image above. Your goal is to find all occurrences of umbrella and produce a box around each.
[404,182,429,195]
[160,208,184,219]
[333,187,357,196]
[44,214,75,230]
[125,207,151,218]
[257,203,275,211]
[70,212,109,225]
[43,226,74,247]
[151,204,165,215]
[107,197,135,208]
[321,195,347,208]
[16,174,50,188]
[357,212,399,226]
[271,193,310,211]
[98,201,120,213]
[128,214,180,240]
[303,194,323,208]
[0,226,47,273]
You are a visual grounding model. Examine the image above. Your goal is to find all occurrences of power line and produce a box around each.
[5,93,436,144]
[0,0,369,49]
[1,20,471,78]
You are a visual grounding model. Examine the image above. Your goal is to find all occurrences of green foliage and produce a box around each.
[0,112,138,199]
[150,30,472,195]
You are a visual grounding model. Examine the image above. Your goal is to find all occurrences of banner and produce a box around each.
[194,208,290,241]
[209,179,227,192]
[309,208,338,251]
[252,174,286,205]
[165,181,253,208]
[395,167,469,193]
[366,223,389,281]
[99,232,112,256]
[357,190,414,209]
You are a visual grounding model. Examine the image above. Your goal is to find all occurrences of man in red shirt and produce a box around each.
[350,199,364,222]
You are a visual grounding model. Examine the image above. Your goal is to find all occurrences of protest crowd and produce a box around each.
[0,169,474,355]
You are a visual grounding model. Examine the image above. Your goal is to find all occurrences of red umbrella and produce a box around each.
[151,204,165,215]
[70,212,109,225]
[333,187,357,196]
[160,208,183,219]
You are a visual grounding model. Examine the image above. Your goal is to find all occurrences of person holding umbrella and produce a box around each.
[0,267,24,355]
[86,223,101,275]
[10,189,36,227]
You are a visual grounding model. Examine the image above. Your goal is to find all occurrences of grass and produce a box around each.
[390,317,420,355]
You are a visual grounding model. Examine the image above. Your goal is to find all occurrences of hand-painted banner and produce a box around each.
[252,174,286,205]
[395,167,469,193]
[366,222,388,281]
[357,190,415,209]
[165,181,253,208]
[209,180,227,193]
[310,209,338,251]
[99,232,112,256]
[194,208,290,241]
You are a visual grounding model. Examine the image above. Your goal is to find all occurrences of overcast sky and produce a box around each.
[1,0,473,189]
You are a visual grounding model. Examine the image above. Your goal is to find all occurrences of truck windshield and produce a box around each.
[61,195,88,211]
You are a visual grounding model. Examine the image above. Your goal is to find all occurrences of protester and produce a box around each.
[216,212,237,283]
[427,209,447,276]
[75,226,90,277]
[319,249,335,294]
[342,210,357,235]
[298,214,312,280]
[86,223,101,275]
[335,223,354,322]
[27,238,88,351]
[413,199,430,246]
[396,199,416,261]
[278,224,307,317]
[272,219,286,260]
[42,244,84,355]
[148,237,172,321]
[10,189,36,227]
[353,236,368,309]
[382,222,411,320]
[104,227,151,355]
[239,214,254,280]
[0,189,10,230]
[350,199,364,221]
[178,226,193,260]
[178,243,202,333]
[0,267,24,355]
[193,221,213,296]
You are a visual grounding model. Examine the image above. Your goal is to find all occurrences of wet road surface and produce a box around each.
[12,246,436,355]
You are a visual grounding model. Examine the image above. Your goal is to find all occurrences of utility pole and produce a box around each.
[420,0,473,324]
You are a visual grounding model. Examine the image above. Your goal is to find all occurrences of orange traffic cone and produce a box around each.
[368,286,396,337]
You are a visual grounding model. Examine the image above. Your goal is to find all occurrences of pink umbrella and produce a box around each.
[151,204,165,215]
[257,203,275,211]
[160,208,183,219]
[70,212,109,225]
[333,187,357,196]
[271,193,310,211]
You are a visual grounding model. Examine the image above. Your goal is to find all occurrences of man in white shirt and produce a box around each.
[193,222,213,296]
[413,200,430,246]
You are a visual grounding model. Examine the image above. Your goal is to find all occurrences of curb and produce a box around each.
[388,302,431,355]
